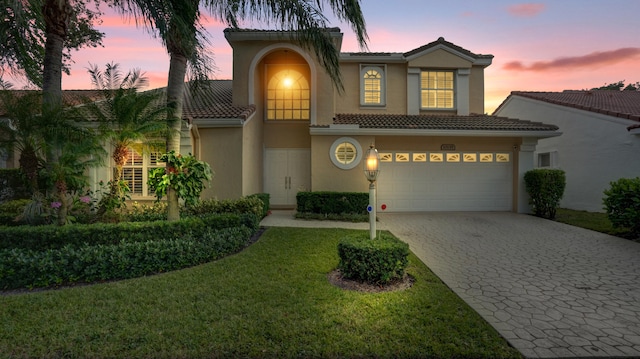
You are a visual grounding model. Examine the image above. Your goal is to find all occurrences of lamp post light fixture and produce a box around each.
[364,144,380,239]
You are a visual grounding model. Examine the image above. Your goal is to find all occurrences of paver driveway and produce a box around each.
[261,211,640,358]
[377,212,640,358]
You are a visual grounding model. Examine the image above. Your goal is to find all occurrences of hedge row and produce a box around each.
[0,226,253,290]
[296,191,368,215]
[0,213,259,251]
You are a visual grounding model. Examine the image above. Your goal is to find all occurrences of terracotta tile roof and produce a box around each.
[501,90,640,131]
[344,37,493,62]
[181,80,255,120]
[404,37,494,60]
[0,90,104,116]
[326,113,558,132]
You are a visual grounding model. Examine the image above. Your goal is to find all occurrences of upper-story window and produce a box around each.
[360,65,386,106]
[420,70,455,109]
[266,68,310,121]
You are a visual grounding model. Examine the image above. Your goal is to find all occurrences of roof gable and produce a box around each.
[404,37,493,67]
[499,91,640,130]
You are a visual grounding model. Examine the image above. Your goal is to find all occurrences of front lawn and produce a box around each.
[554,208,635,239]
[0,227,521,358]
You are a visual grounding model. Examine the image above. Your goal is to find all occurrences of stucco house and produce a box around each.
[4,29,563,213]
[494,90,640,212]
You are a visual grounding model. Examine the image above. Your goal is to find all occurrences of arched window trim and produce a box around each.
[360,64,386,107]
[265,65,311,121]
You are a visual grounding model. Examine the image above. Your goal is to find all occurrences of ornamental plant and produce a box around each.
[147,151,213,207]
[603,177,640,237]
[524,169,566,219]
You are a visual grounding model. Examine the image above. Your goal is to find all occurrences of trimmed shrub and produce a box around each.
[524,169,566,219]
[338,232,409,284]
[0,199,30,226]
[603,177,640,237]
[185,196,265,219]
[0,213,256,251]
[0,226,253,289]
[248,193,270,218]
[297,191,369,215]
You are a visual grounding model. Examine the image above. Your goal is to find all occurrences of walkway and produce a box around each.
[261,211,640,358]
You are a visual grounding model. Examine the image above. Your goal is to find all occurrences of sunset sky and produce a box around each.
[11,0,640,114]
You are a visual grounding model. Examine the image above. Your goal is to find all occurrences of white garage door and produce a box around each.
[377,152,513,212]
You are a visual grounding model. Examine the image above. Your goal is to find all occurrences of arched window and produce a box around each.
[266,69,310,120]
[360,65,386,106]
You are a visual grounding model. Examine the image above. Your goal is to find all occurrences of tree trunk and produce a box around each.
[42,0,71,225]
[165,52,188,222]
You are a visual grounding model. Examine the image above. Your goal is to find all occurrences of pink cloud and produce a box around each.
[507,3,545,17]
[503,47,640,71]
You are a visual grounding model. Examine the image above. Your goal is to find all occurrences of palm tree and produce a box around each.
[83,63,168,213]
[114,0,368,221]
[0,90,46,192]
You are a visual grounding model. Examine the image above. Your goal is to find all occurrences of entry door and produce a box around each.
[265,149,310,206]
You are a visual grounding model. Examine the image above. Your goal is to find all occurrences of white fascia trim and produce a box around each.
[192,118,245,128]
[310,127,562,138]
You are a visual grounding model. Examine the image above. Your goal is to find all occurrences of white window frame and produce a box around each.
[360,65,386,107]
[121,147,163,198]
[537,151,558,168]
[329,137,363,170]
[420,70,456,110]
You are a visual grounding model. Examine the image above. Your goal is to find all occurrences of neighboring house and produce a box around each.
[3,30,563,213]
[494,90,640,212]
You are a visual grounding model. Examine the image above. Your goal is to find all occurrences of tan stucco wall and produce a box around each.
[311,136,374,192]
[469,67,486,114]
[198,127,244,200]
[407,49,473,69]
[242,116,264,196]
[334,62,408,115]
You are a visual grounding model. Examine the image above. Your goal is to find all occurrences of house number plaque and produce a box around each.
[440,144,456,151]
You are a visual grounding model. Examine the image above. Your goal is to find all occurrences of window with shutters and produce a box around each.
[121,148,162,197]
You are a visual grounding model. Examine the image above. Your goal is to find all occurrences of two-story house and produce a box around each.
[172,29,560,212]
[102,28,562,213]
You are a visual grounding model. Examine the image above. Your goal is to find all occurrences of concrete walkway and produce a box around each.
[260,211,640,358]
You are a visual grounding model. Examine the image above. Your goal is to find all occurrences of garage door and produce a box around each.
[377,152,513,212]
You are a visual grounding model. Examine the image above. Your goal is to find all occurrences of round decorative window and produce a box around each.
[330,137,362,169]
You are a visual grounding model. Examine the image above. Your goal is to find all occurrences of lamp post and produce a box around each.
[364,144,380,239]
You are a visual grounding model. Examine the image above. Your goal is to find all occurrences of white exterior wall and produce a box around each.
[496,96,640,212]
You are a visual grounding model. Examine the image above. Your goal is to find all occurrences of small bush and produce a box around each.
[247,193,270,218]
[603,177,640,237]
[297,192,369,215]
[338,232,409,284]
[0,199,30,226]
[524,169,566,219]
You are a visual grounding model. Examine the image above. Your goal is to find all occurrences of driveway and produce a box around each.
[378,212,640,358]
[261,211,640,358]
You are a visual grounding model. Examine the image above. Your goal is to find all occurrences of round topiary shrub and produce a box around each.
[337,232,409,284]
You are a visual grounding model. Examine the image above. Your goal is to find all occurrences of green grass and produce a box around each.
[554,208,635,239]
[0,227,521,359]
